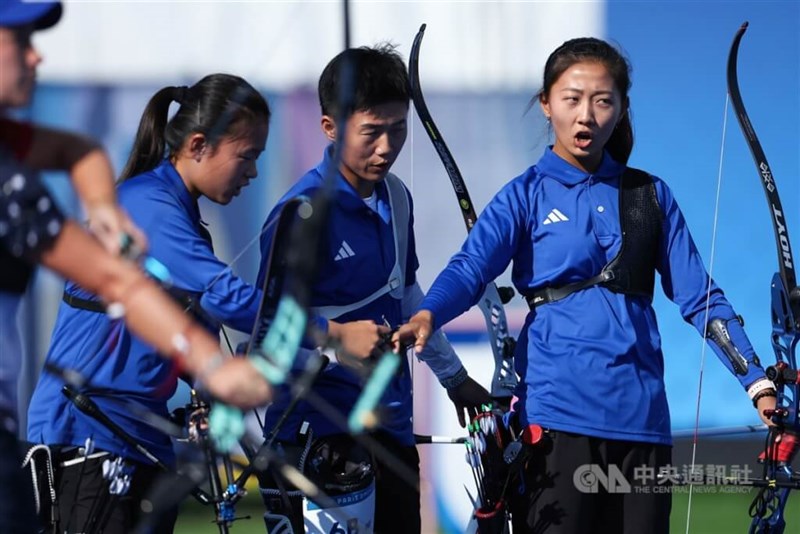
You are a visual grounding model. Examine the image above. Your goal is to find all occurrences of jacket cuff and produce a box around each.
[439,366,468,390]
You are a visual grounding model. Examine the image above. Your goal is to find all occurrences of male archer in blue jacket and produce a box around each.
[256,44,490,533]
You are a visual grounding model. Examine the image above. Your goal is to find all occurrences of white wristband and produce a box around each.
[747,378,776,400]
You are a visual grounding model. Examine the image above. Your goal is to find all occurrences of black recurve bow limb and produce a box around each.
[728,21,800,534]
[408,24,519,402]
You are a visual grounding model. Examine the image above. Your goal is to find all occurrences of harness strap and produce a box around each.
[62,291,105,313]
[525,167,661,310]
[311,173,409,320]
[62,285,216,329]
[526,271,615,309]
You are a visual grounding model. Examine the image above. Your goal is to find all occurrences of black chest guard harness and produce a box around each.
[525,167,663,309]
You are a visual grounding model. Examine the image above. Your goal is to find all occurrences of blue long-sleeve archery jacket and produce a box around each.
[422,147,766,446]
[256,145,463,447]
[27,160,262,465]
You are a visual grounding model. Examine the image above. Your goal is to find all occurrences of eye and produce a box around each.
[13,28,33,49]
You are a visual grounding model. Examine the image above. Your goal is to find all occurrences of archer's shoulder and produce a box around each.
[499,164,546,197]
[295,166,326,193]
[625,166,675,210]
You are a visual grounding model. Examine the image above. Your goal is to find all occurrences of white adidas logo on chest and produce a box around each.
[542,208,569,225]
[334,240,356,261]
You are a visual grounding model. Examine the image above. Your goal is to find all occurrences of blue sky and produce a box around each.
[607,1,800,428]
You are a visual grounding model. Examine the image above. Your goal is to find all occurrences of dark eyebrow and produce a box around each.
[559,88,615,95]
[358,117,407,130]
[558,88,618,101]
[241,146,263,156]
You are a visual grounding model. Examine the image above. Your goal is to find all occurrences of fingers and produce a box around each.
[392,324,415,346]
[455,404,466,428]
[122,214,149,254]
[755,393,778,427]
[414,328,430,353]
[86,204,149,257]
[338,320,387,360]
[206,359,272,409]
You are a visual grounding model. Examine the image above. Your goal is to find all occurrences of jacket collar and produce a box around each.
[153,159,202,225]
[536,146,626,186]
[316,144,392,220]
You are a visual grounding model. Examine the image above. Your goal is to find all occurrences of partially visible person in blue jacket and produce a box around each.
[1,2,270,533]
[255,44,490,534]
[396,37,777,534]
[27,73,271,533]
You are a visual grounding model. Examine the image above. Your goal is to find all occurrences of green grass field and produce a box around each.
[172,486,799,533]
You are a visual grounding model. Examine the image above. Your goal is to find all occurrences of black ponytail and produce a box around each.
[119,87,177,181]
[120,74,270,181]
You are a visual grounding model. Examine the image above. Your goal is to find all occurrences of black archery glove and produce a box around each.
[444,369,492,428]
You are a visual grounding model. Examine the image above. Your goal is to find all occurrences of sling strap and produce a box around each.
[311,173,410,320]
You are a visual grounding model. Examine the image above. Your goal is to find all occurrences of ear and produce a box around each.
[186,133,208,162]
[320,115,337,142]
[539,95,551,121]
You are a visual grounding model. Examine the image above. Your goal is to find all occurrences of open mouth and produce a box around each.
[575,131,593,149]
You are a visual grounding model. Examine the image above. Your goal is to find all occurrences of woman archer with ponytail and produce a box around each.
[397,38,774,532]
[27,73,272,533]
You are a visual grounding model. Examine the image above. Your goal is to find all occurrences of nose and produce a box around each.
[26,45,43,69]
[577,99,595,125]
[375,132,392,158]
[377,128,407,159]
[246,160,258,179]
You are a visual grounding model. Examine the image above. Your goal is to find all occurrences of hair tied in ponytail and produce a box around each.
[173,86,190,105]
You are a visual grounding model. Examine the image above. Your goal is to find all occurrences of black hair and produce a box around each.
[120,73,270,181]
[537,37,634,164]
[318,43,409,118]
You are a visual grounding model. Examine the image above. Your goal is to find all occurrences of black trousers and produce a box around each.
[372,432,421,534]
[508,431,672,534]
[53,451,177,534]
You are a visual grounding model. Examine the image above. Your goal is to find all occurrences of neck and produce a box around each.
[552,146,602,174]
[339,164,376,198]
[173,157,201,199]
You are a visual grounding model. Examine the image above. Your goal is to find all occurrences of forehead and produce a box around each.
[0,25,33,46]
[350,101,409,125]
[222,122,269,149]
[553,61,617,89]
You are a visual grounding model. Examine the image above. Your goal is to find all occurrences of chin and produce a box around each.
[4,92,31,108]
